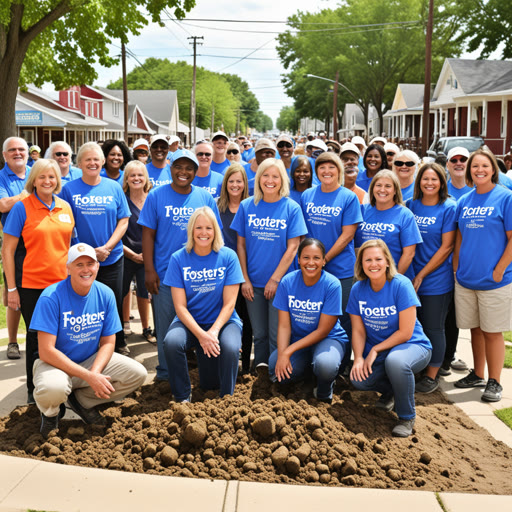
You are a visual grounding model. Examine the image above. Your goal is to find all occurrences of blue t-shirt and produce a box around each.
[499,172,512,191]
[346,274,431,361]
[219,208,237,252]
[273,269,347,345]
[301,186,362,279]
[164,246,244,326]
[401,182,415,202]
[0,164,30,226]
[146,162,172,187]
[138,185,222,280]
[355,204,423,279]
[245,165,257,196]
[100,168,124,185]
[456,186,512,290]
[289,188,304,205]
[447,180,472,201]
[210,159,230,175]
[61,166,83,185]
[60,178,131,266]
[192,170,224,199]
[231,196,307,288]
[242,148,255,162]
[355,169,375,192]
[30,278,121,364]
[407,199,457,295]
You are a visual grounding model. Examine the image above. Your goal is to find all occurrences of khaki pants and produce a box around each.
[33,352,147,417]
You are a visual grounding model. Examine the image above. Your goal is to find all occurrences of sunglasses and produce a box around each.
[449,156,468,164]
[55,152,69,157]
[277,142,293,149]
[227,149,239,155]
[394,160,415,167]
[196,152,211,157]
[386,151,396,156]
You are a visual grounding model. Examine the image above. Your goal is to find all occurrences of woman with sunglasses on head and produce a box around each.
[193,141,224,199]
[289,156,313,204]
[392,150,420,201]
[355,170,422,280]
[217,163,253,374]
[356,144,388,192]
[407,163,457,393]
[100,139,132,186]
[49,141,82,185]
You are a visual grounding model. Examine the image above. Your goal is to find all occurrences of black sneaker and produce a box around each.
[454,369,486,389]
[40,403,66,439]
[481,379,503,402]
[438,365,451,377]
[143,327,157,344]
[415,375,439,394]
[67,391,106,425]
[375,394,395,412]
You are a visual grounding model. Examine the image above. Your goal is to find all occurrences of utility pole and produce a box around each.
[121,43,128,143]
[421,0,434,156]
[333,70,339,141]
[236,108,241,136]
[188,36,203,145]
[211,103,215,134]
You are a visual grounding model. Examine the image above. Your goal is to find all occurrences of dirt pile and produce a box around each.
[1,371,511,494]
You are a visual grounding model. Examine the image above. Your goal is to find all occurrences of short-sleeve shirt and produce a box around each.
[30,278,121,364]
[355,204,423,279]
[60,178,131,266]
[61,166,83,185]
[346,274,431,362]
[447,180,472,201]
[456,186,512,290]
[0,164,30,226]
[3,193,74,288]
[192,170,224,199]
[164,246,244,326]
[355,169,375,192]
[231,196,307,288]
[138,184,222,280]
[401,183,415,202]
[301,186,362,279]
[100,168,124,185]
[407,198,457,295]
[146,162,172,187]
[273,269,348,344]
[210,159,230,175]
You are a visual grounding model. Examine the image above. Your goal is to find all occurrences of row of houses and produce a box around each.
[14,85,208,154]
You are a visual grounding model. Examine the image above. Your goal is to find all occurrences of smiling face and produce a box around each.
[193,214,215,252]
[365,149,382,175]
[420,169,441,199]
[293,161,312,189]
[447,154,468,181]
[299,244,325,282]
[34,166,58,197]
[68,256,99,292]
[341,152,359,188]
[150,140,169,164]
[212,137,228,157]
[317,161,340,191]
[126,167,147,192]
[195,143,213,171]
[79,149,104,181]
[277,141,293,159]
[362,246,388,282]
[259,165,282,200]
[373,177,395,208]
[52,143,72,172]
[3,137,28,173]
[393,158,416,183]
[106,145,124,172]
[255,148,275,165]
[470,154,495,191]
[170,157,196,193]
[227,171,244,200]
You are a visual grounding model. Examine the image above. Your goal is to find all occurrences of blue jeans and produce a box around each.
[152,284,175,380]
[163,320,241,401]
[351,343,431,420]
[269,338,347,399]
[418,291,453,368]
[245,287,278,367]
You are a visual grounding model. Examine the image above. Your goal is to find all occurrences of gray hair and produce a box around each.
[48,141,72,158]
[3,137,28,152]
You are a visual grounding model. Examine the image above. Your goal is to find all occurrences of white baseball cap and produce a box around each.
[447,147,470,160]
[67,243,98,264]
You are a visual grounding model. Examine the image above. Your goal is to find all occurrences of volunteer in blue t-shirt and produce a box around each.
[392,149,419,202]
[60,142,131,355]
[146,134,172,187]
[453,149,512,403]
[30,243,147,438]
[356,144,388,192]
[193,141,224,198]
[210,131,230,175]
[276,134,295,175]
[163,207,244,401]
[48,141,82,185]
[347,239,432,438]
[407,163,457,393]
[301,152,362,337]
[355,170,422,280]
[446,147,472,200]
[289,156,313,204]
[217,163,253,374]
[232,158,307,368]
[138,149,221,381]
[100,139,131,185]
[244,138,277,195]
[269,238,349,402]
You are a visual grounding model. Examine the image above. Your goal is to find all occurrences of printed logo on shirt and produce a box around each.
[183,266,226,294]
[359,300,396,332]
[58,214,72,223]
[165,205,195,230]
[305,202,342,217]
[461,205,495,230]
[200,186,218,196]
[71,195,114,206]
[288,295,323,326]
[360,222,395,234]
[248,214,287,229]
[150,177,172,187]
[62,310,105,333]
[414,215,436,226]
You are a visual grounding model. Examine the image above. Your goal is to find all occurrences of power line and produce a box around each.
[215,38,275,73]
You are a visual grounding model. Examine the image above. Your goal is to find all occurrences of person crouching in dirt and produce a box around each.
[31,243,147,438]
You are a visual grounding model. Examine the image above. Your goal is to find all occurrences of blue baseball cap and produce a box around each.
[170,149,199,170]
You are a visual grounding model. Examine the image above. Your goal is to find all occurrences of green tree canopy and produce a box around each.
[0,0,195,146]
[276,106,299,132]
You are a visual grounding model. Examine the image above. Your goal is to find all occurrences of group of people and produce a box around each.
[0,130,510,440]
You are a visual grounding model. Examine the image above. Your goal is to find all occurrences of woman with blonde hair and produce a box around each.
[348,239,431,437]
[2,159,74,402]
[231,158,307,368]
[163,207,244,401]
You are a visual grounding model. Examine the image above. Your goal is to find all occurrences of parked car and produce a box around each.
[428,136,485,156]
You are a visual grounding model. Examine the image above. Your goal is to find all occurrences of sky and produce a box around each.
[89,0,340,124]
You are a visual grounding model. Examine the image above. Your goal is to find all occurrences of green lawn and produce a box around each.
[0,263,26,333]
[495,408,512,430]
[506,345,512,369]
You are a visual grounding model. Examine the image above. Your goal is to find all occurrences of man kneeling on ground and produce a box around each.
[31,243,148,438]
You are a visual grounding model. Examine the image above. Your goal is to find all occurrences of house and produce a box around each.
[337,104,380,140]
[384,84,425,140]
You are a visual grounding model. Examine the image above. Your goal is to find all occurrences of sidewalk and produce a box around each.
[1,320,511,511]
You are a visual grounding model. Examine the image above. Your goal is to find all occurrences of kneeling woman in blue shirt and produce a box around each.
[269,238,349,402]
[163,206,245,401]
[347,239,432,437]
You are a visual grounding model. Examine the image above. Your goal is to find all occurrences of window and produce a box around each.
[112,102,119,117]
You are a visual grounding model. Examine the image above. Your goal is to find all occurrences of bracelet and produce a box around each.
[7,287,17,292]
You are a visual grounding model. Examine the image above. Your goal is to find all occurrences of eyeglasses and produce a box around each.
[386,151,396,156]
[449,156,468,164]
[227,149,239,155]
[394,161,415,167]
[55,152,69,157]
[196,152,211,157]
[277,142,293,149]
